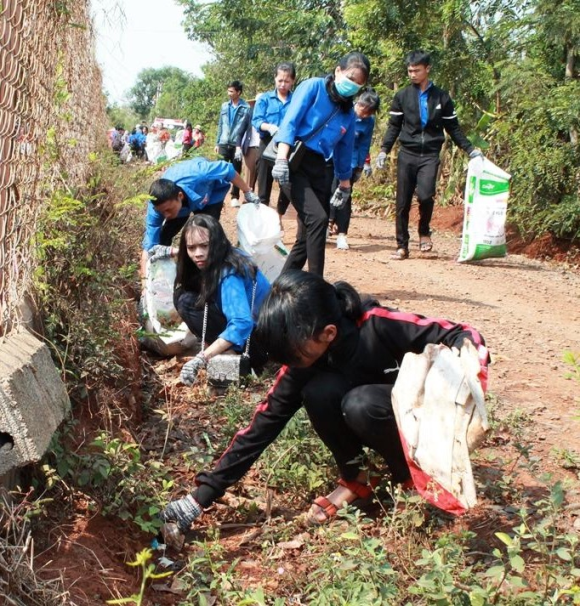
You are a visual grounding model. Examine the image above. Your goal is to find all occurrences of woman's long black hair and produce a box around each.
[174,214,257,307]
[255,270,362,365]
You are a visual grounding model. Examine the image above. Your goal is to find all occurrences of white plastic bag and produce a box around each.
[237,204,288,282]
[458,158,511,262]
[140,258,199,357]
[119,143,131,164]
[165,139,182,160]
[145,134,166,165]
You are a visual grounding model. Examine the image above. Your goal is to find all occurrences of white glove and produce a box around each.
[375,151,387,169]
[267,124,279,136]
[363,163,372,178]
[234,146,243,161]
[180,354,207,386]
[244,190,261,205]
[330,186,351,210]
[271,158,290,184]
[469,148,484,160]
[148,245,172,262]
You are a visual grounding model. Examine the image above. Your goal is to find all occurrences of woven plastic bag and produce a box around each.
[458,158,511,263]
[391,339,489,514]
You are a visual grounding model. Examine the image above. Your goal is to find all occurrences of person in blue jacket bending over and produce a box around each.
[140,157,260,278]
[271,51,371,276]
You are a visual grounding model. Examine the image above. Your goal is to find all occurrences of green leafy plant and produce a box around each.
[43,429,173,533]
[303,512,399,604]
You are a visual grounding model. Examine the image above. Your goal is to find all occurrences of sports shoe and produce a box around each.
[336,234,349,250]
[230,198,240,208]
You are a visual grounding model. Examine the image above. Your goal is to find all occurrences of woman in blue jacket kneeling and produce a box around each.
[173,214,270,385]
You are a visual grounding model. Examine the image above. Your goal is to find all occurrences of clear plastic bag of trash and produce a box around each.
[139,257,200,357]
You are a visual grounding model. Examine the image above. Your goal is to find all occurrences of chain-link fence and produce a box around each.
[0,0,108,336]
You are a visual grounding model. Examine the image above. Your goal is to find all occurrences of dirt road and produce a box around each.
[225,201,580,465]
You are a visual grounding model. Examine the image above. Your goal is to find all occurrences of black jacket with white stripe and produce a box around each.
[380,83,474,157]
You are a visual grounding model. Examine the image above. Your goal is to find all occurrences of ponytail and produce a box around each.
[333,281,362,321]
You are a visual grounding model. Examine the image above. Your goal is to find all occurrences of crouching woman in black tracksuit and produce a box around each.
[161,270,489,529]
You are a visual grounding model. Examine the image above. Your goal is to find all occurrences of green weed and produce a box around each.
[107,548,172,605]
[43,428,173,533]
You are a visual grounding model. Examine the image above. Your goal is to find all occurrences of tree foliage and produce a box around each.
[177,0,349,93]
[128,67,194,120]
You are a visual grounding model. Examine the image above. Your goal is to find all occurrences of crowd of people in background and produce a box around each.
[115,49,481,264]
[108,121,206,165]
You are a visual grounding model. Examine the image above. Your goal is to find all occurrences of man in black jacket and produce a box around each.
[376,50,483,260]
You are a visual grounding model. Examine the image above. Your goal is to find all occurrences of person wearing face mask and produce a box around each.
[252,62,296,215]
[270,52,371,276]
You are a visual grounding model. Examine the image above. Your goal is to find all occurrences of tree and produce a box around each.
[105,102,141,131]
[128,67,193,120]
[177,0,348,95]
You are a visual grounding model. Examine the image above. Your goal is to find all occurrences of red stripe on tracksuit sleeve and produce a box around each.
[358,307,489,392]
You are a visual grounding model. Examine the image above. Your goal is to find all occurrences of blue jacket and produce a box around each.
[352,115,375,168]
[275,77,356,181]
[252,89,293,140]
[142,157,236,251]
[216,99,252,146]
[217,263,270,349]
[129,132,146,148]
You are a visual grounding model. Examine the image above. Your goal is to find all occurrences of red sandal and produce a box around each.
[307,476,379,525]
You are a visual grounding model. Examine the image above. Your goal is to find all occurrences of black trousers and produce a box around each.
[328,168,363,234]
[158,203,223,246]
[282,149,333,276]
[256,137,291,214]
[175,290,267,370]
[218,144,242,198]
[302,372,410,483]
[395,150,440,250]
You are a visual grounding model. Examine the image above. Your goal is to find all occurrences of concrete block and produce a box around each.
[0,331,70,475]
